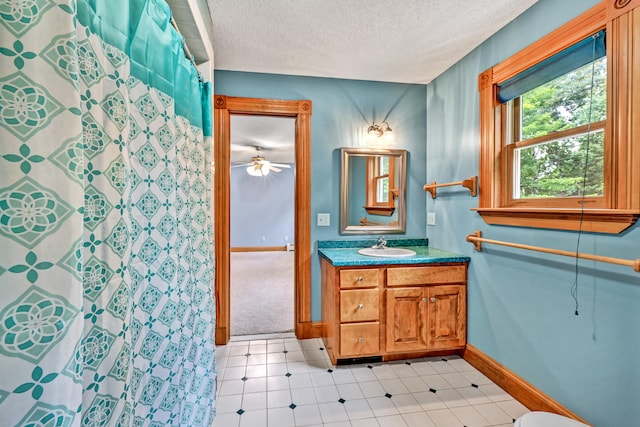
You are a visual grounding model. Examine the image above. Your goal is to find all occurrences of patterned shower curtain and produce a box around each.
[0,0,216,425]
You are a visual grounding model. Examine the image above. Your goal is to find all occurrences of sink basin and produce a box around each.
[358,247,417,258]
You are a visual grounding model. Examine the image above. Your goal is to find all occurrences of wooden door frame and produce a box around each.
[214,95,314,345]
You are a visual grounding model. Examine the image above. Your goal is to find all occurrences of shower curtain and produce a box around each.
[0,0,216,425]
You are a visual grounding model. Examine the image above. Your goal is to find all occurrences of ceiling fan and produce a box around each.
[231,147,291,176]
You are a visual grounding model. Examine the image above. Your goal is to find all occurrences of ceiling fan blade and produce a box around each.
[231,162,252,168]
[269,166,282,172]
[270,163,291,168]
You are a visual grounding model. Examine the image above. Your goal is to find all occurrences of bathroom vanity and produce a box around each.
[318,240,470,365]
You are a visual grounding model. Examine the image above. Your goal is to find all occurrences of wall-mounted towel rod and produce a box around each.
[423,176,477,198]
[466,230,640,273]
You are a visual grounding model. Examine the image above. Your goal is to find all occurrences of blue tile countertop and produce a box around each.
[318,239,470,267]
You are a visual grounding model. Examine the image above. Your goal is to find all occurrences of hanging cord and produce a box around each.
[571,33,600,316]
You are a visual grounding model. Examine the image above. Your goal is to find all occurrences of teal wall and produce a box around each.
[214,71,427,321]
[426,0,640,426]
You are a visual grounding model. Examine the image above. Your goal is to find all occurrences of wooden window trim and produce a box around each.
[364,155,396,216]
[475,1,640,234]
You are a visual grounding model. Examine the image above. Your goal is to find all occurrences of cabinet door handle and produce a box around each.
[431,297,436,303]
[422,297,428,303]
[358,303,364,310]
[358,337,364,343]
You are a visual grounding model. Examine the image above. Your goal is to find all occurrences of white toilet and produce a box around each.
[514,411,590,427]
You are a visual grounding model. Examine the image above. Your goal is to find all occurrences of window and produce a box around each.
[364,155,396,216]
[476,1,640,233]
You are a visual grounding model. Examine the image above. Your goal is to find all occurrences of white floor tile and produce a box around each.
[426,408,465,427]
[350,365,378,382]
[410,361,438,376]
[402,411,437,427]
[212,412,239,427]
[422,374,454,390]
[313,384,340,403]
[336,382,365,400]
[293,403,323,426]
[359,380,386,398]
[436,388,469,408]
[380,378,410,395]
[241,391,267,411]
[212,336,528,427]
[377,414,409,426]
[367,396,400,417]
[266,362,288,377]
[266,375,290,391]
[267,389,292,408]
[351,418,381,427]
[390,393,423,414]
[291,387,317,406]
[344,398,375,420]
[223,366,246,381]
[318,401,350,423]
[215,394,242,414]
[400,376,429,393]
[496,398,530,420]
[289,372,313,389]
[218,379,245,396]
[310,370,334,387]
[267,406,295,426]
[451,405,490,427]
[238,409,267,427]
[245,363,267,378]
[331,368,356,384]
[242,377,266,394]
[474,402,515,425]
[247,353,267,366]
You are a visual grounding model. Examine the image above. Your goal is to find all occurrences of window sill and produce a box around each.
[473,208,640,234]
[364,206,396,216]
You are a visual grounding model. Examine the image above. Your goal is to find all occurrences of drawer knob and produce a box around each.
[357,276,363,282]
[431,297,436,303]
[358,303,364,310]
[358,337,364,343]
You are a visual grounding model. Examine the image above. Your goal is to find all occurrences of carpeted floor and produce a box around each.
[230,251,295,337]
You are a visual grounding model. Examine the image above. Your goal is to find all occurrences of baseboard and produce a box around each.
[463,344,588,424]
[296,321,323,339]
[231,246,287,252]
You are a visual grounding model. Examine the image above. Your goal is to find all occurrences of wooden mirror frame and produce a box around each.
[213,96,313,345]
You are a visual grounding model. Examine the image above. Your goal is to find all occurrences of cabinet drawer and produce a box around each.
[340,323,380,356]
[387,265,466,286]
[340,268,380,288]
[340,289,379,322]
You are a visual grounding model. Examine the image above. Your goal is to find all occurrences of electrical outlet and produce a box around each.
[317,213,330,226]
[427,212,436,226]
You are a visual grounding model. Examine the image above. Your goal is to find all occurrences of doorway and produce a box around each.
[213,95,313,345]
[229,115,296,337]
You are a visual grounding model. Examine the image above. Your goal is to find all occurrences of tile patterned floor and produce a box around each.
[213,334,529,427]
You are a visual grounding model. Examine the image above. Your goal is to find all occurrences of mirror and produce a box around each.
[340,147,407,234]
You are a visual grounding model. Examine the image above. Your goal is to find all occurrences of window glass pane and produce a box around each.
[520,56,606,141]
[376,177,389,203]
[515,130,604,199]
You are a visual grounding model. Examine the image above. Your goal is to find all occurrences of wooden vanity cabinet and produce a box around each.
[321,259,467,365]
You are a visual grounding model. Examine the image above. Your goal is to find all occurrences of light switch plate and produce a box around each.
[317,213,330,226]
[427,212,436,225]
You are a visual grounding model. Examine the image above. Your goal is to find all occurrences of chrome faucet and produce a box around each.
[372,235,387,249]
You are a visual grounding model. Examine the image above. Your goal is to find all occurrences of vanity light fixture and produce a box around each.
[367,121,394,145]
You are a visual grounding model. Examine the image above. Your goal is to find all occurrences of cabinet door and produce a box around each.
[386,288,427,353]
[427,285,466,350]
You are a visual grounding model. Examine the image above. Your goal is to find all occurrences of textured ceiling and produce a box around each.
[208,0,539,84]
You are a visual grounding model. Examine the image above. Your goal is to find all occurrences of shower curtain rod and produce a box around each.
[466,230,640,273]
[170,16,203,82]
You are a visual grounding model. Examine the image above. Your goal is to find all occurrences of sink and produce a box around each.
[358,247,417,258]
